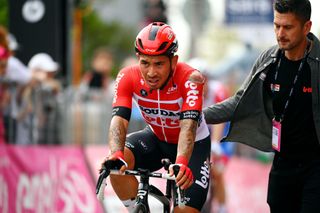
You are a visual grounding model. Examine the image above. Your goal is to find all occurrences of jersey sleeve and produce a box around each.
[112,67,134,121]
[180,70,204,120]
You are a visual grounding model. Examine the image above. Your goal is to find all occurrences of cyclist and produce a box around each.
[101,22,211,212]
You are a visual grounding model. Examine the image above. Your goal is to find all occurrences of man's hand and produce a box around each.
[211,141,223,163]
[211,141,222,157]
[169,156,193,190]
[100,150,128,174]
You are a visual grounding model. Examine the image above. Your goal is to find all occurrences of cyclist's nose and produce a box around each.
[148,65,157,77]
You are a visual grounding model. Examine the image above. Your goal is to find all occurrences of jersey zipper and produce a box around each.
[157,89,168,141]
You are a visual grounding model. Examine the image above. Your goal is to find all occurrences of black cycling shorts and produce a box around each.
[125,126,211,211]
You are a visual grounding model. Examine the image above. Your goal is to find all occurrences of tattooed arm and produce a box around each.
[177,118,197,162]
[172,118,198,189]
[108,115,129,154]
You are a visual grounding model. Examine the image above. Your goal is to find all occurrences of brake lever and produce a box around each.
[96,168,110,201]
[172,165,186,207]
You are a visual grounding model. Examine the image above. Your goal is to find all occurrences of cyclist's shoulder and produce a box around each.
[175,62,205,83]
[116,65,141,83]
[176,62,196,74]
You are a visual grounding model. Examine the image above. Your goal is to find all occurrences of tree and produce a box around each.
[82,10,136,77]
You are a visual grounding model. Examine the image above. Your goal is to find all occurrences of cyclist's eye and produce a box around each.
[155,62,163,67]
[141,61,149,67]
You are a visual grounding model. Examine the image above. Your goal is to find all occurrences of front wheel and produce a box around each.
[132,203,149,213]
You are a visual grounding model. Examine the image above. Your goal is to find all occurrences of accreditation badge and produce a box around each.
[272,119,281,152]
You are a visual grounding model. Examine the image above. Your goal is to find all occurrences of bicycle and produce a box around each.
[96,158,185,213]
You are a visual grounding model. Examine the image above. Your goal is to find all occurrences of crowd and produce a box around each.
[0,24,116,145]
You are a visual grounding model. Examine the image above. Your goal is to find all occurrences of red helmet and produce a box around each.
[135,22,178,56]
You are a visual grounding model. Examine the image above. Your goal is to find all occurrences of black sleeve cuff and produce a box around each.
[180,110,200,121]
[112,106,131,121]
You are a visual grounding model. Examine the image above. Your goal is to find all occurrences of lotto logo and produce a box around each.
[195,161,210,189]
[184,80,199,107]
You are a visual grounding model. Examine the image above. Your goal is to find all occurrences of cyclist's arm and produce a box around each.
[177,118,197,162]
[173,70,204,189]
[108,115,129,154]
[177,70,204,160]
[108,67,133,154]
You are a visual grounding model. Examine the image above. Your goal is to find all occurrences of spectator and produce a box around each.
[1,30,32,143]
[0,25,12,144]
[15,53,61,144]
[204,0,320,212]
[79,47,114,100]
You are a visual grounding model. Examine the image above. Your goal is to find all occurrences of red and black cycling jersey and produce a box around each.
[112,62,209,144]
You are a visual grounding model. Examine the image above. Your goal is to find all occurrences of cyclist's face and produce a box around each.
[138,54,178,90]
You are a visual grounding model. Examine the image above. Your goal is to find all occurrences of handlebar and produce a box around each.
[96,159,185,207]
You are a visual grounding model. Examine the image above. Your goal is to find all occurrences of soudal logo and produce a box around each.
[184,80,200,107]
[139,106,180,117]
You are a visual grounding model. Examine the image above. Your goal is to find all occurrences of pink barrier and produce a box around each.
[0,144,103,213]
[225,157,271,213]
[85,145,127,212]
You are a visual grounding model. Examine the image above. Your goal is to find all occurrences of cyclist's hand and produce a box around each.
[169,156,193,190]
[100,150,128,174]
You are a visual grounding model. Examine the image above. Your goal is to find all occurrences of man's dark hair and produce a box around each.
[273,0,311,23]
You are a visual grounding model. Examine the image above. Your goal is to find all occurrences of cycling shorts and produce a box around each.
[125,126,211,211]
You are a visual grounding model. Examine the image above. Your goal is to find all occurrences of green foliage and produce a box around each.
[82,11,136,78]
[0,0,8,26]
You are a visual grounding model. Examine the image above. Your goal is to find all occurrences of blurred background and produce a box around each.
[0,0,319,212]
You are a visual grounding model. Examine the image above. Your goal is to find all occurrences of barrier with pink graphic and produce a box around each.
[0,144,103,213]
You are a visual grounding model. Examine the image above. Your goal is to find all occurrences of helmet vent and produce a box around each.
[148,26,160,41]
[138,38,144,50]
[157,42,168,52]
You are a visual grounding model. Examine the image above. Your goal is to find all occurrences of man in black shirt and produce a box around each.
[204,0,320,212]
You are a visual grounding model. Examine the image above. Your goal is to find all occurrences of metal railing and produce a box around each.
[3,86,146,145]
